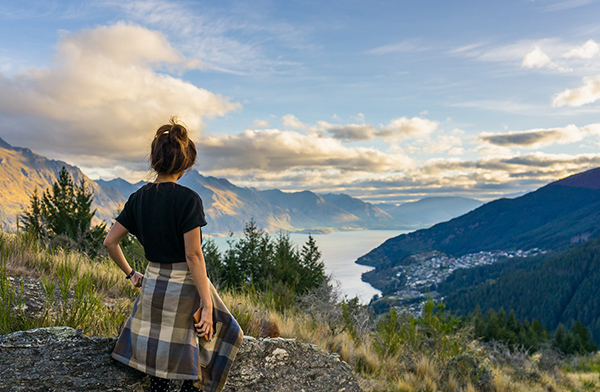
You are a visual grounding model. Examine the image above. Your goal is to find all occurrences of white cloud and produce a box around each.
[564,39,600,59]
[252,119,270,129]
[521,46,571,72]
[552,75,600,106]
[196,128,413,173]
[422,135,464,154]
[380,117,438,141]
[282,114,307,130]
[0,22,239,165]
[522,47,552,68]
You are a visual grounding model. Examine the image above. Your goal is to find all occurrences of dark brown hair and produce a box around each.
[150,117,197,175]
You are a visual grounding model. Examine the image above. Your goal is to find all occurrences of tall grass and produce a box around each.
[0,231,133,336]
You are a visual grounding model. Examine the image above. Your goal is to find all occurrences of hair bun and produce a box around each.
[168,123,187,143]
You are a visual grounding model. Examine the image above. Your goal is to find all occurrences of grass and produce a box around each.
[1,230,599,391]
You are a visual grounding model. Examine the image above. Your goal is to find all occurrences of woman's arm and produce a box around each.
[103,221,143,287]
[184,227,214,341]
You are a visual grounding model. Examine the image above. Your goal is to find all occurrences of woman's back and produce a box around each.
[116,182,206,263]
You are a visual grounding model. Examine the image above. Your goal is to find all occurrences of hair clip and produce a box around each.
[163,130,169,134]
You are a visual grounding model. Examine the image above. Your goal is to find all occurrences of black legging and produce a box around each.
[150,376,201,392]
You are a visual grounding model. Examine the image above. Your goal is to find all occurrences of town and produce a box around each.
[386,249,546,313]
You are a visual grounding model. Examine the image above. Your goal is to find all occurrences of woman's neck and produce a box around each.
[154,173,181,184]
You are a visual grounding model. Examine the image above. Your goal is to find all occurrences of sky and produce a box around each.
[1,0,600,204]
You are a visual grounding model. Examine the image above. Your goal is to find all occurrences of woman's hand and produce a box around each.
[130,271,144,288]
[194,307,214,341]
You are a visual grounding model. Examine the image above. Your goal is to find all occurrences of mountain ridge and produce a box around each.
[0,136,490,235]
[357,167,600,292]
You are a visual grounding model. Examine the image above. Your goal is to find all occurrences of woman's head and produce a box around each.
[150,117,197,176]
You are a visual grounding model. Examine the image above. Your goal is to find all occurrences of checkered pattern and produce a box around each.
[112,262,244,392]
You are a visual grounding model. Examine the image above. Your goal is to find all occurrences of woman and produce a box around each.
[104,118,242,392]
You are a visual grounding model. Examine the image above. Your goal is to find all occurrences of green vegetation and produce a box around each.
[471,307,597,356]
[19,166,107,257]
[0,231,131,336]
[203,219,327,310]
[440,234,600,344]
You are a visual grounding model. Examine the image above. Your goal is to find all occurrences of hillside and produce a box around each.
[439,234,600,343]
[0,137,125,228]
[357,167,600,269]
[382,196,483,228]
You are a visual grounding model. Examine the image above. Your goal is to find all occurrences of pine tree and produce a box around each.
[20,166,106,256]
[202,238,224,285]
[299,234,326,291]
[19,188,45,238]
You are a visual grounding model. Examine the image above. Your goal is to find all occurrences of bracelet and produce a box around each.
[125,269,135,279]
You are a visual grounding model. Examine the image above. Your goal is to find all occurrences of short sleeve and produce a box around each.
[180,191,208,234]
[115,193,137,235]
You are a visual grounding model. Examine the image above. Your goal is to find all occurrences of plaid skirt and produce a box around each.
[112,262,243,392]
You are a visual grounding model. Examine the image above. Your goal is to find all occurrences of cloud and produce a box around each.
[0,22,240,165]
[190,122,600,204]
[325,124,377,141]
[552,75,600,106]
[323,116,438,142]
[478,124,600,147]
[422,134,464,154]
[541,0,595,12]
[109,0,305,75]
[564,40,600,59]
[252,119,269,129]
[282,114,307,130]
[521,46,571,72]
[338,152,600,202]
[380,117,438,141]
[196,128,413,173]
[365,39,427,55]
[522,47,552,68]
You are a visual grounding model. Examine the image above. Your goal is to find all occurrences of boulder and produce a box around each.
[0,327,362,392]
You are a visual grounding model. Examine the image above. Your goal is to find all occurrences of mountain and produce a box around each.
[383,197,483,228]
[320,193,394,228]
[438,234,600,343]
[357,167,600,270]
[0,136,491,236]
[96,178,146,200]
[0,137,125,229]
[177,171,398,234]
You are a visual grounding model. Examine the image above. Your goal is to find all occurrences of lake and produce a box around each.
[207,229,409,304]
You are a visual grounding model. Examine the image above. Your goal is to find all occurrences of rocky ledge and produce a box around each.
[0,327,362,392]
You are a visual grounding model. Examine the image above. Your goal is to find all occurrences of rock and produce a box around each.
[0,327,362,392]
[226,336,362,391]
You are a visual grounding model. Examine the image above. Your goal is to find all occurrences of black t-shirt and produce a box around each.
[115,182,207,263]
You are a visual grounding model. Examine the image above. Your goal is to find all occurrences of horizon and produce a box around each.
[1,1,600,204]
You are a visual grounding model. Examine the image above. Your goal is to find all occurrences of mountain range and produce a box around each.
[0,137,125,229]
[357,167,600,269]
[0,137,480,234]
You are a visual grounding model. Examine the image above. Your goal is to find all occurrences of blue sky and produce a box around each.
[1,0,600,204]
